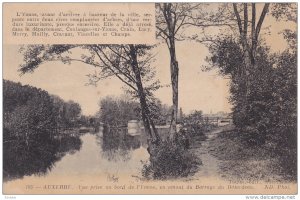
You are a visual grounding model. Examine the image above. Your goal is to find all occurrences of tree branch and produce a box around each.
[174,15,186,34]
[251,3,256,60]
[96,45,137,84]
[156,25,169,37]
[92,46,138,92]
[233,3,243,36]
[107,45,130,62]
[251,3,256,48]
[243,3,248,38]
[255,3,270,41]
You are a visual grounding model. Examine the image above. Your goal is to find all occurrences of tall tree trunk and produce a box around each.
[129,45,160,143]
[150,119,160,142]
[232,3,270,131]
[168,36,179,140]
[160,3,179,139]
[243,49,252,98]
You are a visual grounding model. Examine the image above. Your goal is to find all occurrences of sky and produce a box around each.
[4,43,233,116]
[3,3,295,116]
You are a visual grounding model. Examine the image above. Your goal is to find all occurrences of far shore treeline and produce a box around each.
[3,80,84,180]
[3,79,84,135]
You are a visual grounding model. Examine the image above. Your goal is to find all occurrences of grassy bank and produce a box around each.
[208,130,293,182]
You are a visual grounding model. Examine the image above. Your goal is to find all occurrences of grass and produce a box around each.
[208,130,291,182]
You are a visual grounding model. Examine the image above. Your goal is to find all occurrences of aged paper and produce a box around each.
[2,2,297,196]
[3,3,155,44]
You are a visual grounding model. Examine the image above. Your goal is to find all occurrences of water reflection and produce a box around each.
[56,136,82,155]
[99,128,144,162]
[3,131,82,182]
[3,127,148,183]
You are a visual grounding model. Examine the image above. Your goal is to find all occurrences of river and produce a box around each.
[4,130,150,193]
[5,126,292,194]
[47,133,149,178]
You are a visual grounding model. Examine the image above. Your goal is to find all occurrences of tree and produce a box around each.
[271,48,297,179]
[271,3,297,23]
[64,100,81,126]
[232,3,270,97]
[156,3,198,136]
[3,80,84,180]
[205,3,297,178]
[207,36,276,143]
[181,110,205,136]
[147,98,172,126]
[156,3,233,137]
[51,95,82,130]
[178,107,184,122]
[19,44,161,142]
[3,80,57,145]
[98,96,140,127]
[269,13,297,178]
[203,3,271,133]
[203,3,294,135]
[229,3,297,139]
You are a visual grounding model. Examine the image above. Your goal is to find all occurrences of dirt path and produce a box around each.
[191,127,231,179]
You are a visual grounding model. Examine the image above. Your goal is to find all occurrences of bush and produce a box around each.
[240,126,266,146]
[277,145,297,181]
[142,140,201,180]
[175,131,191,150]
[178,110,209,144]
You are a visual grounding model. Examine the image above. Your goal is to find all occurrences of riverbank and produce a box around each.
[206,127,290,182]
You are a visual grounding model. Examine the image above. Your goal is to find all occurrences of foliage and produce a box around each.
[271,3,297,23]
[18,44,160,112]
[142,105,204,180]
[77,115,94,127]
[4,80,57,136]
[267,50,297,180]
[142,111,205,181]
[147,98,172,125]
[51,95,82,129]
[156,2,235,135]
[19,44,161,140]
[204,3,298,177]
[3,80,83,180]
[98,96,140,127]
[98,95,173,127]
[142,140,201,180]
[181,110,205,136]
[206,35,297,179]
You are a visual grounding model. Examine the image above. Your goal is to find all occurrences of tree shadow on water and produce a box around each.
[99,128,142,162]
[3,130,82,182]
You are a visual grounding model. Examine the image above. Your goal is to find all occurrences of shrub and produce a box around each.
[142,140,201,180]
[240,126,266,146]
[180,110,210,137]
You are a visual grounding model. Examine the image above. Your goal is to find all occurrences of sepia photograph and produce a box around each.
[2,2,298,196]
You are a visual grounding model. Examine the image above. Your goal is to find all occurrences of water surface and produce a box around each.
[4,129,149,193]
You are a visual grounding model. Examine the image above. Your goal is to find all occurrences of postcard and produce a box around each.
[2,2,297,195]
